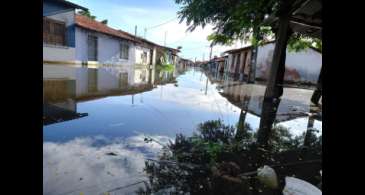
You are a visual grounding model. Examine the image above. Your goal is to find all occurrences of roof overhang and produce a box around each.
[263,0,322,39]
[46,0,88,11]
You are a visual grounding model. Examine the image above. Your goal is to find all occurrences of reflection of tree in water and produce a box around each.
[135,119,321,195]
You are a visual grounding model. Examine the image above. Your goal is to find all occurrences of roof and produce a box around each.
[75,15,180,53]
[75,15,183,55]
[263,0,322,39]
[45,0,87,11]
[213,56,226,62]
[75,15,139,43]
[224,39,320,54]
[224,45,253,54]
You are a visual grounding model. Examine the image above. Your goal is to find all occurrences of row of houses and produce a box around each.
[207,41,322,84]
[43,0,180,98]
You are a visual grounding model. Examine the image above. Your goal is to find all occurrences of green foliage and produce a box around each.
[138,119,322,194]
[101,19,108,24]
[174,0,321,51]
[78,10,110,27]
[288,33,322,53]
[77,10,96,20]
[175,0,279,45]
[158,64,175,72]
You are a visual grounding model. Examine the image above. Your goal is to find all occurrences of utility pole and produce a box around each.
[164,31,167,46]
[205,77,208,95]
[209,44,213,60]
[202,53,205,61]
[144,28,147,39]
[135,25,137,37]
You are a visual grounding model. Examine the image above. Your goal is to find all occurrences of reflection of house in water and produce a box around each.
[44,101,88,126]
[214,80,321,123]
[43,79,88,125]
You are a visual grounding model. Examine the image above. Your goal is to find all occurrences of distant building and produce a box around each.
[224,41,322,83]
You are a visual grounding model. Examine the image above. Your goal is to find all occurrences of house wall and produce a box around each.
[45,10,76,47]
[75,27,137,85]
[43,8,76,61]
[243,50,251,75]
[43,45,76,61]
[97,68,120,91]
[43,65,89,96]
[135,46,151,65]
[75,27,135,66]
[256,43,322,83]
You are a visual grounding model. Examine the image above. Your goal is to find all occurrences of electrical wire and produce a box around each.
[145,17,178,30]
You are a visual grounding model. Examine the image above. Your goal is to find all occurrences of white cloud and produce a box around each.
[43,134,172,195]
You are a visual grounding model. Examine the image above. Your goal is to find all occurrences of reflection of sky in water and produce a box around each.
[44,69,243,142]
[43,68,322,194]
[43,135,171,195]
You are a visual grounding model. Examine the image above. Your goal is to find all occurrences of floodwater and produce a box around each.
[43,67,321,195]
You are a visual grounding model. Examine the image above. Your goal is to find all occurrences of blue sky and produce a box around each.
[69,0,244,60]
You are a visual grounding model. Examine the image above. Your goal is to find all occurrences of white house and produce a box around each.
[43,0,87,62]
[43,0,180,98]
[223,41,322,83]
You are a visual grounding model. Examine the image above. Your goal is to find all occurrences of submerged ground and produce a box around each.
[43,67,321,195]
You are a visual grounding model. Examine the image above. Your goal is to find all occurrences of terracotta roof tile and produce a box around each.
[75,15,180,52]
[75,14,138,43]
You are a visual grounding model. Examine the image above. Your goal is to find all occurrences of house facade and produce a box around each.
[43,0,180,98]
[43,0,87,62]
[223,42,322,83]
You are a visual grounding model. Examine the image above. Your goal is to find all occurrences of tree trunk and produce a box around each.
[236,95,251,141]
[248,27,259,84]
[256,14,292,148]
[311,65,322,105]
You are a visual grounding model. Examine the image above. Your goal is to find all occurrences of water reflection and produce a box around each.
[43,134,171,195]
[43,66,321,194]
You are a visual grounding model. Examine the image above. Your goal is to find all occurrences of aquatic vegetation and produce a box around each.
[157,63,175,72]
[136,120,322,194]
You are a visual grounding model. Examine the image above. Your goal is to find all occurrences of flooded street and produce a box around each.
[41,0,323,194]
[43,67,321,195]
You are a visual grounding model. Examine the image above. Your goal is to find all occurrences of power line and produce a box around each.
[146,16,178,30]
[167,33,189,45]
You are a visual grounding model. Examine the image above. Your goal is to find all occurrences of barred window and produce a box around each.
[120,42,129,60]
[88,35,98,61]
[43,17,66,46]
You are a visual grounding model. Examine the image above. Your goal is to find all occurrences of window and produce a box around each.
[141,52,147,64]
[88,35,98,61]
[120,41,129,60]
[43,17,66,46]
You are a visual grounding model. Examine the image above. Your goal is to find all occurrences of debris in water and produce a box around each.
[79,177,83,181]
[105,152,118,156]
[107,171,115,176]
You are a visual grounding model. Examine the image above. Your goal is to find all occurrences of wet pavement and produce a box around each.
[43,67,321,195]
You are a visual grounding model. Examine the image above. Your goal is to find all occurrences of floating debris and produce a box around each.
[105,152,118,156]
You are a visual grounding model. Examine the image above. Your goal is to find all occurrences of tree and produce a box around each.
[77,9,96,20]
[101,19,108,24]
[175,0,321,49]
[174,0,321,148]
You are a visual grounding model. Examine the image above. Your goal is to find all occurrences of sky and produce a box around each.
[68,0,248,61]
